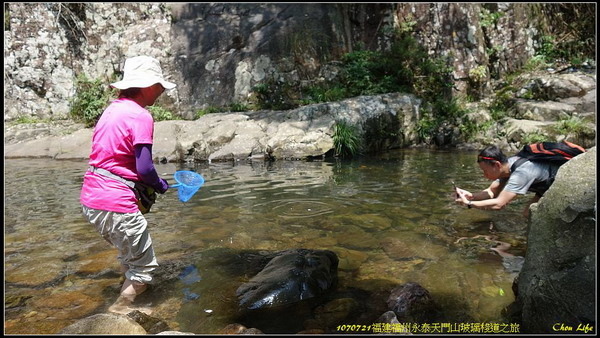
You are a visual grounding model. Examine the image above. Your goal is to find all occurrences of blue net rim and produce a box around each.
[174,170,205,188]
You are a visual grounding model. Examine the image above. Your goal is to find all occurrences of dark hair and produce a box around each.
[477,145,508,164]
[118,87,142,99]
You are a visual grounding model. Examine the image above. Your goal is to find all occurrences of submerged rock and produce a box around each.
[218,323,264,334]
[236,249,339,310]
[387,282,437,323]
[127,310,171,334]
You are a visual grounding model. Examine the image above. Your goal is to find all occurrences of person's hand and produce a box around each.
[156,178,169,194]
[454,187,472,205]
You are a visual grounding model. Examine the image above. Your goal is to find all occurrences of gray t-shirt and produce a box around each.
[498,156,561,195]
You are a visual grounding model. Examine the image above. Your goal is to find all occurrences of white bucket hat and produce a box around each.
[110,55,176,90]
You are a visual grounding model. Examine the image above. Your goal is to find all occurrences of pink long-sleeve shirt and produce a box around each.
[80,98,154,213]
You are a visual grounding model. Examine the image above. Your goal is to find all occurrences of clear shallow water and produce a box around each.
[4,149,529,334]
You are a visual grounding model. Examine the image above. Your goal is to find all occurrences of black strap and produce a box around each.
[510,157,528,173]
[510,157,556,196]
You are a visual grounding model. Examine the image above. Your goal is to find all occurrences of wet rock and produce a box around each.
[377,310,401,324]
[333,226,380,249]
[332,247,369,271]
[58,313,147,334]
[334,213,393,231]
[219,323,264,334]
[376,311,413,334]
[236,249,338,310]
[5,294,32,309]
[454,239,492,260]
[304,297,360,331]
[156,331,196,335]
[380,232,446,261]
[387,282,437,323]
[127,310,171,334]
[76,249,120,275]
[29,290,104,320]
[5,318,77,335]
[4,260,63,287]
[148,259,196,292]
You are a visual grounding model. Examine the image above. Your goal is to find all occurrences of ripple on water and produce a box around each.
[261,199,335,219]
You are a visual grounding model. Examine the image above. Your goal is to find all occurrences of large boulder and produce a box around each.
[236,249,339,311]
[58,313,147,334]
[516,147,596,333]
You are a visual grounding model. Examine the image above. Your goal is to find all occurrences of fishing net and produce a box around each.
[173,170,204,202]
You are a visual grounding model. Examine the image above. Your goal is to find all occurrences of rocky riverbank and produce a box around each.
[3,69,597,162]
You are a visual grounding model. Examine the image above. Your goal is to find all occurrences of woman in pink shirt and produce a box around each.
[80,55,175,314]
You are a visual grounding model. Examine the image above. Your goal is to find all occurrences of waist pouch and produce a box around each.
[89,166,157,214]
[133,182,157,214]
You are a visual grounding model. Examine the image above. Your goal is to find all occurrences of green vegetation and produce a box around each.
[256,31,454,104]
[69,74,116,127]
[339,50,394,96]
[70,74,180,125]
[530,3,595,66]
[252,30,466,144]
[12,116,42,124]
[300,84,347,105]
[551,116,592,137]
[252,80,298,111]
[521,131,549,144]
[397,15,417,34]
[148,105,178,122]
[479,7,504,28]
[332,120,362,158]
[229,102,249,112]
[415,114,437,142]
[469,65,487,83]
[467,65,489,101]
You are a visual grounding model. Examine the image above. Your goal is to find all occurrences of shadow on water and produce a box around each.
[4,149,527,334]
[154,248,393,334]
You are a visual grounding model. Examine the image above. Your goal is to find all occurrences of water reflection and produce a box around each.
[4,149,527,334]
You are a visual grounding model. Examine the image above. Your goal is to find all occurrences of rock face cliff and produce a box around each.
[515,147,596,333]
[4,3,174,120]
[5,3,546,121]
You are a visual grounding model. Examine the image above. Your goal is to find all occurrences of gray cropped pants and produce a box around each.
[82,205,158,284]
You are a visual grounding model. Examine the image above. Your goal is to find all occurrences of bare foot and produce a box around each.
[108,279,152,315]
[121,279,148,299]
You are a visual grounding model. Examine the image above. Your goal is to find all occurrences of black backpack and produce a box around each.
[511,141,586,195]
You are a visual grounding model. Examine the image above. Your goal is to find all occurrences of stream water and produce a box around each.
[4,149,529,334]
